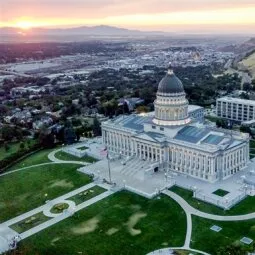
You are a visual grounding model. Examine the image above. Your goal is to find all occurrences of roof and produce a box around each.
[109,115,152,132]
[135,132,166,143]
[217,97,255,106]
[157,70,184,94]
[174,126,209,144]
[188,105,204,113]
[201,134,224,145]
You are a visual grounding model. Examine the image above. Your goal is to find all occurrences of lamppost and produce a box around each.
[164,172,168,186]
[107,151,112,184]
[193,186,197,197]
[97,170,100,181]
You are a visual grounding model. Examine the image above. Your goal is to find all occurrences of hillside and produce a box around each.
[239,50,255,79]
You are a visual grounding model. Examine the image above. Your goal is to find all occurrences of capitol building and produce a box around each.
[101,66,249,183]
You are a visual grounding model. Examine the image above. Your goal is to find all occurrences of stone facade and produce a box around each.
[102,69,249,183]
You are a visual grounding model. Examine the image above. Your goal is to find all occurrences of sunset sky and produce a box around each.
[0,0,255,33]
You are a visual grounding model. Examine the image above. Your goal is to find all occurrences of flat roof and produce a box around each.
[202,134,224,145]
[174,126,209,144]
[217,97,255,106]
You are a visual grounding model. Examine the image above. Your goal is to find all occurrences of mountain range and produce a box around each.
[0,25,163,36]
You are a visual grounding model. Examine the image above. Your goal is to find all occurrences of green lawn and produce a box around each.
[205,116,221,123]
[68,185,107,205]
[0,163,91,223]
[0,140,36,161]
[250,140,255,149]
[17,192,187,255]
[170,186,255,216]
[191,216,255,254]
[77,146,88,150]
[7,147,56,171]
[55,150,98,163]
[212,189,229,197]
[10,212,50,234]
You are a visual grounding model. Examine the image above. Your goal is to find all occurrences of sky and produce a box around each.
[0,0,255,33]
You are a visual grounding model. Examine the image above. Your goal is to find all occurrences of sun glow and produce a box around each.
[15,21,33,30]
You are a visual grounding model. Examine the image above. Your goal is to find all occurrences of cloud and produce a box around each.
[2,0,255,21]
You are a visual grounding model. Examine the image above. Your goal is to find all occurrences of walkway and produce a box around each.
[146,247,210,255]
[1,145,255,255]
[47,149,90,166]
[0,181,116,253]
[163,190,255,221]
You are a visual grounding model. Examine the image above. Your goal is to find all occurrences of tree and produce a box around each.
[4,142,10,152]
[136,106,149,114]
[64,121,76,144]
[38,126,55,148]
[243,82,252,91]
[92,118,101,137]
[19,142,25,150]
[240,92,249,99]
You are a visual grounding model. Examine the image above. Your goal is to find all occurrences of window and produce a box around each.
[152,125,156,129]
[160,127,164,131]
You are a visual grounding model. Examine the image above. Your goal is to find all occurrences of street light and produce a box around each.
[107,149,112,184]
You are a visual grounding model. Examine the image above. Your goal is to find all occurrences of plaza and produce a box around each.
[0,68,255,254]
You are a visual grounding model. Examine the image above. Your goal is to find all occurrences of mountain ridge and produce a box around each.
[0,25,165,36]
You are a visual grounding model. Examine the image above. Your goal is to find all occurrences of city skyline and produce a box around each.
[0,0,255,34]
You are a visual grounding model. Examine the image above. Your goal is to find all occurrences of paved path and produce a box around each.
[43,200,76,218]
[1,145,255,255]
[163,190,255,221]
[20,189,115,240]
[0,162,58,177]
[0,180,116,253]
[48,148,90,166]
[4,182,96,227]
[146,247,210,255]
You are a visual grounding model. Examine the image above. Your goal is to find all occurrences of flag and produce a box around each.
[100,147,108,156]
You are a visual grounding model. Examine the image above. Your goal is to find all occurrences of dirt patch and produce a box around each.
[106,228,119,236]
[50,179,74,189]
[124,212,147,236]
[71,216,100,235]
[51,237,61,246]
[130,204,141,211]
[113,204,123,209]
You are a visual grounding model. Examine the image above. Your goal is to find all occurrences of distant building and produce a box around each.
[216,97,255,122]
[118,98,144,112]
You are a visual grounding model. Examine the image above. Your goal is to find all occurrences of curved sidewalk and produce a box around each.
[163,190,255,221]
[48,149,90,166]
[146,247,210,255]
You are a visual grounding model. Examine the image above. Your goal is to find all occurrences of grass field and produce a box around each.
[6,147,56,171]
[170,186,255,216]
[205,115,221,123]
[17,191,187,255]
[212,189,229,197]
[241,52,255,79]
[0,140,37,161]
[68,185,106,205]
[0,163,91,223]
[54,150,98,163]
[11,212,50,234]
[191,216,255,254]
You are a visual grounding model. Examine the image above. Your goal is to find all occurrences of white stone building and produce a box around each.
[216,97,255,122]
[102,67,249,183]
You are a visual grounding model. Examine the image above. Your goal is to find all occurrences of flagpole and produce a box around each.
[106,147,112,184]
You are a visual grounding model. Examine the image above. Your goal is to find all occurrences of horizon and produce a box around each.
[0,0,255,34]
